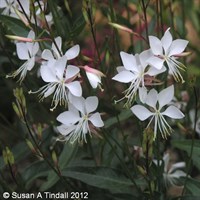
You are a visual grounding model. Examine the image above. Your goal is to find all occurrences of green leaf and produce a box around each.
[172,139,200,170]
[0,15,29,36]
[183,177,200,196]
[104,110,132,128]
[62,167,144,194]
[40,143,78,191]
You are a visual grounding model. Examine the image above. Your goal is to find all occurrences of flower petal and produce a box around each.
[69,95,85,114]
[138,87,147,104]
[16,43,29,60]
[89,112,104,127]
[85,96,98,113]
[168,162,186,174]
[86,72,101,88]
[57,110,80,125]
[65,65,80,80]
[66,81,82,97]
[52,36,62,56]
[147,56,164,70]
[42,49,54,60]
[40,65,57,82]
[146,65,166,76]
[146,89,157,108]
[149,36,163,55]
[65,44,80,60]
[112,71,135,83]
[26,57,35,71]
[57,124,76,136]
[158,85,174,108]
[161,28,172,54]
[120,51,137,71]
[131,105,153,121]
[162,105,184,119]
[54,56,67,80]
[168,39,189,57]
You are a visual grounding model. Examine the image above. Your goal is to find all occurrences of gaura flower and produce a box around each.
[131,85,184,139]
[29,56,82,111]
[0,0,17,16]
[6,30,39,83]
[154,153,186,187]
[112,50,165,107]
[83,65,105,90]
[147,28,189,83]
[56,96,104,144]
[42,37,80,61]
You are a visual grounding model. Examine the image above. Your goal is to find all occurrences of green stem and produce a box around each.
[86,1,101,65]
[102,129,142,194]
[181,86,198,196]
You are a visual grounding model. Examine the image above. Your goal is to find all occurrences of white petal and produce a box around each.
[162,105,184,119]
[138,87,147,104]
[66,81,82,97]
[27,30,35,39]
[40,65,57,82]
[146,65,166,76]
[168,39,189,57]
[149,36,163,55]
[86,72,100,88]
[116,66,125,73]
[89,112,104,127]
[65,44,80,60]
[26,57,35,70]
[32,42,39,56]
[147,56,164,70]
[85,96,98,113]
[52,36,62,56]
[0,1,7,7]
[158,85,174,108]
[120,51,137,71]
[65,65,80,80]
[69,96,85,114]
[42,49,54,60]
[169,170,186,178]
[168,162,186,174]
[16,43,29,60]
[112,71,135,83]
[146,89,157,108]
[163,153,170,172]
[131,105,153,121]
[57,110,80,125]
[54,56,67,80]
[57,124,76,136]
[161,28,172,54]
[139,49,152,68]
[44,85,56,97]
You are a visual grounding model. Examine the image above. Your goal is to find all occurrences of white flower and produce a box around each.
[29,56,82,111]
[56,96,104,143]
[83,65,105,90]
[42,37,80,61]
[148,28,189,83]
[131,85,184,139]
[6,30,39,83]
[0,0,17,16]
[112,50,165,107]
[154,153,186,187]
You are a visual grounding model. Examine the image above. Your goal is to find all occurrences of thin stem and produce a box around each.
[86,1,101,65]
[156,133,161,192]
[140,0,150,43]
[159,0,164,35]
[36,0,63,57]
[102,129,142,194]
[181,87,198,196]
